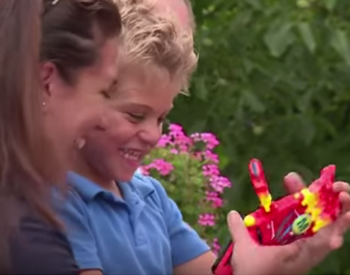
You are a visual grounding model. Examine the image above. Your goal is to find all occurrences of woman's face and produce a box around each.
[40,37,119,166]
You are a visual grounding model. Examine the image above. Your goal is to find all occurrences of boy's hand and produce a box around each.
[227,207,350,275]
[284,173,350,249]
[284,172,350,265]
[226,173,350,275]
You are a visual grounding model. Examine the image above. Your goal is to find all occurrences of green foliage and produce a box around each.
[168,0,350,273]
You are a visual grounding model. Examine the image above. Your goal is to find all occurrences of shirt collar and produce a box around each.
[66,171,155,202]
[130,173,155,198]
[66,171,104,201]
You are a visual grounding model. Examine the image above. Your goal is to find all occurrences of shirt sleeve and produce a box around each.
[149,177,211,267]
[54,191,102,271]
[11,215,79,275]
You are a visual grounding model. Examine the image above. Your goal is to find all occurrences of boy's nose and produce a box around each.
[139,125,162,147]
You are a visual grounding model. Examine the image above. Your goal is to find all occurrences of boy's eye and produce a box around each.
[101,90,111,99]
[158,117,166,125]
[128,113,144,121]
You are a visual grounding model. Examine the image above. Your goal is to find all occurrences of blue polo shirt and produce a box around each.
[55,172,210,275]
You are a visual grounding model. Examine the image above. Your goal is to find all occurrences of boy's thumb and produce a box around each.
[227,211,252,244]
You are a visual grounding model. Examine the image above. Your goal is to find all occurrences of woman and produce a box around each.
[0,0,122,273]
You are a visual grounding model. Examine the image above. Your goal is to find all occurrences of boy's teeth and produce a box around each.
[120,149,141,161]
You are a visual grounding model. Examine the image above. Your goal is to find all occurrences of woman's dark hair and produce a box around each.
[42,0,122,84]
[0,0,121,272]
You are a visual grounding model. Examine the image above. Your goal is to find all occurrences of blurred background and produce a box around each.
[169,0,350,273]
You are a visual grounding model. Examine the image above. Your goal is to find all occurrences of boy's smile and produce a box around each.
[76,63,181,188]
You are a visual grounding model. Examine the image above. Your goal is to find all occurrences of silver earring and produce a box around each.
[74,138,86,150]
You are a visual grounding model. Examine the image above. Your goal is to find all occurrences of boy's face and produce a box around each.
[80,64,181,182]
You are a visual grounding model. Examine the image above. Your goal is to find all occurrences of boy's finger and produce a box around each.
[284,172,305,194]
[329,235,343,250]
[333,211,350,238]
[339,192,350,214]
[227,211,254,245]
[333,181,350,193]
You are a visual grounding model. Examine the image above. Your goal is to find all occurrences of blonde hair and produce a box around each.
[183,0,196,31]
[114,0,197,92]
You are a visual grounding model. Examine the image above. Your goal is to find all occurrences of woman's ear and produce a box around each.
[40,62,57,103]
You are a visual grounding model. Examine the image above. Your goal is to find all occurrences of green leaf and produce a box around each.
[252,125,264,136]
[182,205,200,216]
[194,76,209,101]
[242,90,266,113]
[264,22,294,57]
[245,0,263,10]
[216,146,230,170]
[331,29,350,66]
[297,22,316,53]
[297,116,315,145]
[324,0,337,11]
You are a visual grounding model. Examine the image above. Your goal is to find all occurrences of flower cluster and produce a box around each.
[141,123,232,254]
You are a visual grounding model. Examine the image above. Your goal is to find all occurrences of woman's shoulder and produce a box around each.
[10,208,79,275]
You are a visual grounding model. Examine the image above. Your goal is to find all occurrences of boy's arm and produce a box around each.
[149,177,216,275]
[54,191,103,275]
[173,250,216,275]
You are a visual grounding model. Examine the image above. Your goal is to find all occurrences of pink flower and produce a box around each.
[169,124,186,140]
[198,213,216,226]
[206,191,223,208]
[179,145,188,152]
[203,164,220,177]
[175,135,191,147]
[169,123,183,134]
[144,159,174,176]
[157,134,172,148]
[164,124,192,151]
[203,150,219,163]
[193,152,203,160]
[138,167,149,176]
[190,132,201,142]
[170,148,179,154]
[173,134,191,147]
[201,133,219,150]
[212,238,221,255]
[210,176,232,193]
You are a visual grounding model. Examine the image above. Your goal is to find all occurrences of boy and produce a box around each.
[58,2,203,275]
